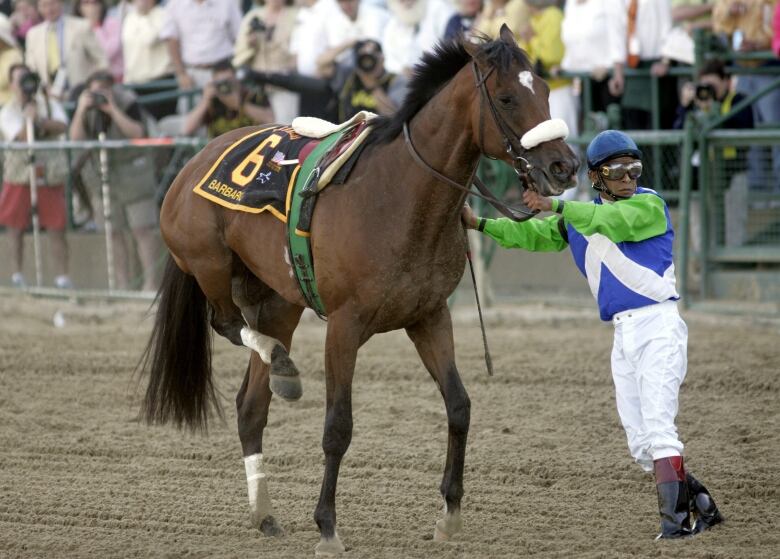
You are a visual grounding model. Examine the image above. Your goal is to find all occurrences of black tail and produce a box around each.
[140,257,222,431]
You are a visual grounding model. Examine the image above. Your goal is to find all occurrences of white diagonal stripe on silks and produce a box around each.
[584,241,602,300]
[585,233,678,302]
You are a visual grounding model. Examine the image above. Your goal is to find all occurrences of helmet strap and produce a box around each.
[591,176,631,201]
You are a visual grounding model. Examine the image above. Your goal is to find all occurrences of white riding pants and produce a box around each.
[611,300,687,472]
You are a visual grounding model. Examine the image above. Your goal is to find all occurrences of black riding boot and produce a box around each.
[654,456,693,539]
[687,473,724,533]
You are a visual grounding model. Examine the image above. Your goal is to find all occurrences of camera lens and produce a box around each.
[215,80,233,95]
[357,53,378,73]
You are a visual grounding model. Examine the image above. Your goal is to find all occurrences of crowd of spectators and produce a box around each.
[0,0,778,290]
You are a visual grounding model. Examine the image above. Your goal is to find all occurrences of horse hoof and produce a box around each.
[314,533,345,557]
[433,511,462,542]
[270,346,303,401]
[259,515,284,537]
[270,373,303,401]
[433,522,451,542]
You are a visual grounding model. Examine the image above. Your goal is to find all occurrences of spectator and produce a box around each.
[520,0,578,140]
[617,0,676,129]
[160,0,242,110]
[25,0,107,99]
[561,0,625,124]
[444,0,482,40]
[0,13,22,105]
[183,60,273,138]
[0,63,71,288]
[121,0,176,120]
[293,0,385,78]
[233,0,299,124]
[73,0,122,84]
[473,0,529,41]
[69,70,161,291]
[319,38,404,121]
[673,59,753,132]
[9,0,41,49]
[653,1,714,76]
[713,0,780,191]
[774,0,780,57]
[382,0,455,76]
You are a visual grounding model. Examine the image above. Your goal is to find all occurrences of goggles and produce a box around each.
[600,161,642,181]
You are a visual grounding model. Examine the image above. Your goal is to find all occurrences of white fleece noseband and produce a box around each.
[520,118,569,150]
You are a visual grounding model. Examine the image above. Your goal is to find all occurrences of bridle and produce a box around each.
[472,62,535,183]
[402,60,554,221]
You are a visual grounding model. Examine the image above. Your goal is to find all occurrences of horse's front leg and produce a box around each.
[236,351,284,536]
[313,311,360,557]
[406,305,471,541]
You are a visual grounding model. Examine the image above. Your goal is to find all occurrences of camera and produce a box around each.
[92,91,108,106]
[215,79,235,95]
[19,71,41,97]
[354,40,382,73]
[695,83,716,102]
[250,16,266,34]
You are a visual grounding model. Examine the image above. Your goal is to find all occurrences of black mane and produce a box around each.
[366,36,530,146]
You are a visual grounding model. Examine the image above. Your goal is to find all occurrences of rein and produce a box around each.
[402,124,536,221]
[402,61,546,222]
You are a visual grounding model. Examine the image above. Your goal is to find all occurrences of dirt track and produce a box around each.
[1,295,778,558]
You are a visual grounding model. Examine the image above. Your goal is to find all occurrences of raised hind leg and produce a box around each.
[313,310,361,557]
[234,271,304,535]
[233,263,304,401]
[406,305,471,542]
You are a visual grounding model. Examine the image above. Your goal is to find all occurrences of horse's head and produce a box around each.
[464,25,579,196]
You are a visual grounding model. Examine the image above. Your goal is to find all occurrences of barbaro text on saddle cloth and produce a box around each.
[191,111,376,220]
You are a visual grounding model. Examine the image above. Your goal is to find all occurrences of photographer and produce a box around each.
[183,60,274,138]
[233,0,299,124]
[319,39,404,122]
[69,70,161,291]
[674,60,753,136]
[0,63,70,288]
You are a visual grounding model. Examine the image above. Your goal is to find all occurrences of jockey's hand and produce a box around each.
[461,203,479,229]
[522,190,552,212]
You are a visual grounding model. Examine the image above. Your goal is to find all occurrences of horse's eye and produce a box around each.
[498,95,514,107]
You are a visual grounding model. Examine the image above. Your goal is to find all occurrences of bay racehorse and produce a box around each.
[141,26,578,557]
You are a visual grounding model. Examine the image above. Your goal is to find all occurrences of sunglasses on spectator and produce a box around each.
[600,161,642,181]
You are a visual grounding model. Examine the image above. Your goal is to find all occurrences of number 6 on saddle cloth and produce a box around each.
[191,118,374,317]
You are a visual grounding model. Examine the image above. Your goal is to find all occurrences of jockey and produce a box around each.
[462,129,724,540]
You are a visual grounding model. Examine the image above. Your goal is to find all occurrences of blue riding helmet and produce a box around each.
[586,130,643,170]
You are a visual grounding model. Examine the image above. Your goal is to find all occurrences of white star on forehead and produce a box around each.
[518,71,534,93]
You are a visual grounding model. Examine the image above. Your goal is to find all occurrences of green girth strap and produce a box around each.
[287,132,343,318]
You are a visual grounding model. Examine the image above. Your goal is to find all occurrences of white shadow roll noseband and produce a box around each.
[520,118,569,150]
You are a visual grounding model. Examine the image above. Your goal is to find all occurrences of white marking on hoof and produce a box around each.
[315,531,345,557]
[518,70,534,93]
[240,326,281,364]
[244,453,275,527]
[433,502,462,542]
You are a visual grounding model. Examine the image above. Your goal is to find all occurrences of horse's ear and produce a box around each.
[499,24,517,47]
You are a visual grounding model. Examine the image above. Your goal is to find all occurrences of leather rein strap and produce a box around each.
[402,61,541,222]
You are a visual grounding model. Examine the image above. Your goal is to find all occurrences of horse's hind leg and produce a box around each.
[234,272,303,535]
[233,265,304,401]
[406,305,470,542]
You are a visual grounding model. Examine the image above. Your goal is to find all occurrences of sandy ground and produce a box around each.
[0,295,778,559]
